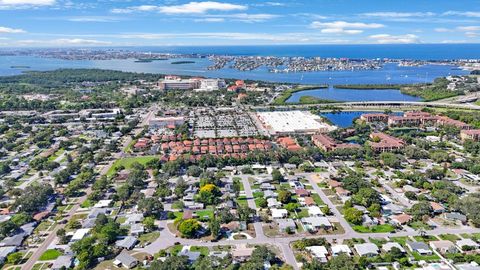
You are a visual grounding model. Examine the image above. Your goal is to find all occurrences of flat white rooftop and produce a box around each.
[256,111,335,135]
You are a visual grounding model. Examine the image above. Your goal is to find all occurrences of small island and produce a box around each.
[134,58,168,63]
[10,65,31,69]
[171,61,195,65]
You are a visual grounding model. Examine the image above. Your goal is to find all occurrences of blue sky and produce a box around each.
[0,0,479,47]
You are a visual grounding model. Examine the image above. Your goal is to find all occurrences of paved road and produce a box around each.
[253,101,480,111]
[304,174,354,236]
[21,108,156,270]
[377,177,412,208]
[239,175,266,240]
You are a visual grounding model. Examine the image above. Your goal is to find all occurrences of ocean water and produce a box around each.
[130,44,480,59]
[288,87,422,102]
[321,111,403,127]
[0,44,476,102]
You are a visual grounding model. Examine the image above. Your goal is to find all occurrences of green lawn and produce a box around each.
[253,191,264,198]
[353,224,395,233]
[390,236,409,246]
[236,196,248,207]
[468,233,480,242]
[39,249,62,261]
[169,244,184,255]
[190,246,209,256]
[195,209,214,220]
[233,177,244,191]
[107,156,158,177]
[48,148,65,162]
[311,194,325,206]
[411,251,440,262]
[369,237,388,247]
[139,232,160,245]
[413,235,438,243]
[410,221,431,230]
[439,234,460,241]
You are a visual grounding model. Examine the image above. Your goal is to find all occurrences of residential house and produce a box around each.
[456,239,480,251]
[276,219,296,232]
[116,236,138,250]
[308,206,324,217]
[331,244,352,257]
[430,240,459,254]
[406,241,432,255]
[354,243,379,257]
[444,212,467,224]
[302,216,332,231]
[113,250,138,269]
[382,242,405,253]
[232,245,255,262]
[306,246,329,263]
[51,255,73,270]
[271,209,288,219]
[390,214,412,226]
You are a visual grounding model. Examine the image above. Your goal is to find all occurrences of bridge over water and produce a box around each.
[252,101,480,111]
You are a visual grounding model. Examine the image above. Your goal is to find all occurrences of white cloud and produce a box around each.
[112,1,246,14]
[465,32,479,38]
[67,16,122,22]
[0,0,54,5]
[310,20,383,35]
[443,11,480,17]
[361,12,435,18]
[457,26,480,32]
[434,28,451,32]
[194,18,225,22]
[225,13,279,22]
[310,21,384,29]
[369,34,420,44]
[321,28,363,34]
[17,38,111,46]
[0,26,25,34]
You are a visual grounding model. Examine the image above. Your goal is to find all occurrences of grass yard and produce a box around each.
[311,194,325,206]
[233,177,244,191]
[48,148,65,162]
[411,252,440,262]
[409,221,431,230]
[236,196,248,207]
[353,224,395,233]
[39,249,62,261]
[190,246,209,256]
[413,235,439,243]
[169,244,184,255]
[195,209,214,220]
[253,191,264,198]
[439,234,460,241]
[139,232,160,245]
[321,189,335,196]
[390,236,409,246]
[107,156,159,177]
[468,233,480,242]
[369,237,388,247]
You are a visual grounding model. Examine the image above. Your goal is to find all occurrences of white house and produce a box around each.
[306,246,329,262]
[271,209,288,219]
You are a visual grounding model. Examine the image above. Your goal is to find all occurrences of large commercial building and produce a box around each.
[194,79,226,92]
[149,117,186,129]
[157,76,200,91]
[157,76,226,91]
[256,111,335,135]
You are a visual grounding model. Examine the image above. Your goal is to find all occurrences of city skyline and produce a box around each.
[0,0,479,47]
